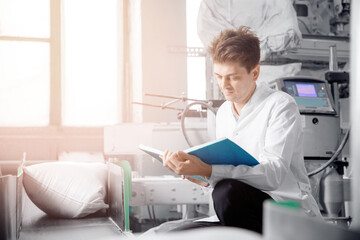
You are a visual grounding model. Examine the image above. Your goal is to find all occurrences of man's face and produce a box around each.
[214,62,259,104]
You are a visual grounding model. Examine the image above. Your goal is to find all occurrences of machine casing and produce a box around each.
[270,77,340,159]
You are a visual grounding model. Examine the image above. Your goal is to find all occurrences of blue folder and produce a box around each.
[184,137,259,167]
[139,138,259,181]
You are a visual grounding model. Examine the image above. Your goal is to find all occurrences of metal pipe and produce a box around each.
[329,45,338,71]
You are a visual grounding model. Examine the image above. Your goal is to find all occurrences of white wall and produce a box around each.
[0,127,103,160]
[130,0,187,122]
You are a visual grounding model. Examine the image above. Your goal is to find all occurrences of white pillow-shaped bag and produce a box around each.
[23,162,108,218]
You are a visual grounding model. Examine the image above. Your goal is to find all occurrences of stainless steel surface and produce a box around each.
[319,167,344,217]
[0,175,17,240]
[329,45,339,71]
[19,193,123,240]
[131,177,208,206]
[269,37,349,63]
[271,77,341,158]
[0,173,23,240]
[350,0,360,229]
[302,115,340,158]
[107,161,126,231]
[17,162,128,239]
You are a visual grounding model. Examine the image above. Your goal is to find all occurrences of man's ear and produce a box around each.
[252,65,260,81]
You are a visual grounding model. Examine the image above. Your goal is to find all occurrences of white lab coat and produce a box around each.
[208,82,322,218]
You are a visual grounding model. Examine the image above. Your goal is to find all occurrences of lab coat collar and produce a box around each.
[231,82,270,120]
[231,103,240,121]
[246,82,270,107]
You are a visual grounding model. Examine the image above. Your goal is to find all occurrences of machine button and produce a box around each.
[312,117,319,125]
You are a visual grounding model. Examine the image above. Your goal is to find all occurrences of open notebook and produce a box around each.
[139,137,259,181]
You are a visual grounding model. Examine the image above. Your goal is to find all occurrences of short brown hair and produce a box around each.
[209,26,260,73]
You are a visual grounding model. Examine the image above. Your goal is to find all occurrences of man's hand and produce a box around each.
[182,175,209,187]
[161,150,212,178]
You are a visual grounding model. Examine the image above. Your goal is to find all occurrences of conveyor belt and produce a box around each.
[9,161,130,240]
[19,194,125,240]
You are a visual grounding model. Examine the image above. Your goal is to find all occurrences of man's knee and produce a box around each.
[212,178,252,201]
[211,179,267,233]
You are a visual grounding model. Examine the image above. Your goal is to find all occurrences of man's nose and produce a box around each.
[221,78,230,88]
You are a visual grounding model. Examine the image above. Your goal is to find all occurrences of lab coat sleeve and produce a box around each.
[208,97,302,191]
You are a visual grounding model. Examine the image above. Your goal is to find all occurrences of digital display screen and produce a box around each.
[296,84,317,97]
[282,80,335,114]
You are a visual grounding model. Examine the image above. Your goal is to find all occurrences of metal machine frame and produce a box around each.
[0,160,129,240]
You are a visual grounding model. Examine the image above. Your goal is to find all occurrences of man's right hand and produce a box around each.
[161,150,212,178]
[182,175,209,187]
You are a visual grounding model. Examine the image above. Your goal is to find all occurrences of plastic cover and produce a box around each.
[197,0,302,61]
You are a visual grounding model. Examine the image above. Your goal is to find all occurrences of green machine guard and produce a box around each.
[115,161,132,232]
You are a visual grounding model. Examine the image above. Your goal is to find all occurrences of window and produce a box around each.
[0,0,122,127]
[0,41,50,126]
[0,0,50,126]
[186,0,206,101]
[62,0,119,126]
[0,0,50,38]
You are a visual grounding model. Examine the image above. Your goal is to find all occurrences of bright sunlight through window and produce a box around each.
[0,0,50,126]
[0,41,50,126]
[186,0,206,101]
[62,0,119,126]
[0,0,50,38]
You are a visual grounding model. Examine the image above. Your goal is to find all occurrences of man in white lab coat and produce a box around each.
[162,26,321,234]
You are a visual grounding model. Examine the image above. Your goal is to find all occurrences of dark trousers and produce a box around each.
[171,179,272,234]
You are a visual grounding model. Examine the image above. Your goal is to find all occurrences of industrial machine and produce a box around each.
[270,77,340,159]
[270,73,351,223]
[104,123,215,233]
[294,0,350,37]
